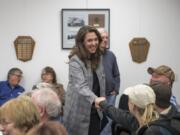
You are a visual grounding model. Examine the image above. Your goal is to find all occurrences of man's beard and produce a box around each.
[150,80,171,88]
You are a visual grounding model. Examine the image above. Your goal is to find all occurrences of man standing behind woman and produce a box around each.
[99,28,120,97]
[98,28,120,135]
[64,25,105,135]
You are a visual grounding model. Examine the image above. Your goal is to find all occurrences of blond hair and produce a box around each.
[0,96,40,133]
[137,103,159,127]
[124,84,159,127]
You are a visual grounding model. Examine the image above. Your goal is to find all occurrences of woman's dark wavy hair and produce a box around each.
[69,25,102,70]
[41,66,57,84]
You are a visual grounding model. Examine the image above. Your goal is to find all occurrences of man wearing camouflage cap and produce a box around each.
[147,65,178,108]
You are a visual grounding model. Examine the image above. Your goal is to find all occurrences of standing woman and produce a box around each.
[64,25,105,135]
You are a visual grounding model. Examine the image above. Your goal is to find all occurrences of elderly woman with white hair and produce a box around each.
[96,84,165,135]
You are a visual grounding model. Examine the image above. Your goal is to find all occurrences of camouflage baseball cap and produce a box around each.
[147,65,175,83]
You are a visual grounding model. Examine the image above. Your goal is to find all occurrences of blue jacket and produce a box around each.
[0,81,25,106]
[102,50,120,95]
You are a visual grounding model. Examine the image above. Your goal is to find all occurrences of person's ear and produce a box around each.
[129,101,135,111]
[133,104,138,111]
[167,81,171,86]
[128,100,135,112]
[38,105,46,117]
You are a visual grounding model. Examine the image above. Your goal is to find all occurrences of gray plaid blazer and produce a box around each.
[64,55,105,135]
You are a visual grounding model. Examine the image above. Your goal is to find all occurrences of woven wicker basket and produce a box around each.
[129,37,150,63]
[14,36,35,62]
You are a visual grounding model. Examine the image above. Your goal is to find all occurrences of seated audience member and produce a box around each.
[111,94,131,135]
[147,65,178,108]
[150,83,178,117]
[97,83,180,135]
[96,84,159,135]
[0,96,40,135]
[21,91,33,97]
[31,88,62,123]
[26,121,68,135]
[97,95,138,135]
[33,66,65,105]
[0,67,25,106]
[111,65,179,135]
[138,82,180,135]
[111,65,178,134]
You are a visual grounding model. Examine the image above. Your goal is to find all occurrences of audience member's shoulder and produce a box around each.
[106,49,116,57]
[177,104,180,111]
[27,121,68,135]
[18,84,25,90]
[0,81,6,84]
[56,83,64,88]
[140,124,172,135]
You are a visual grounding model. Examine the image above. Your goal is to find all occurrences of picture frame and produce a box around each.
[61,8,110,49]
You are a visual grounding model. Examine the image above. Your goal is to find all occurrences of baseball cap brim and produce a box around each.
[147,67,155,74]
[147,67,163,75]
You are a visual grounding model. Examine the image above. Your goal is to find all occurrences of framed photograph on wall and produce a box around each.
[61,9,110,49]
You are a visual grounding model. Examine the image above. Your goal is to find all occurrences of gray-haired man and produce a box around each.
[0,67,24,106]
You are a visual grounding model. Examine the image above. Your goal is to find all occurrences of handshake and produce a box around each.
[94,97,106,109]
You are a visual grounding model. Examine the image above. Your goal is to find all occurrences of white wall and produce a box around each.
[0,0,180,103]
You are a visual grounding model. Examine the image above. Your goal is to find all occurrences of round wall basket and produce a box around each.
[129,37,150,63]
[14,36,35,62]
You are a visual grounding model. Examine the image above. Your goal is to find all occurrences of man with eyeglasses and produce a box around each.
[0,67,25,106]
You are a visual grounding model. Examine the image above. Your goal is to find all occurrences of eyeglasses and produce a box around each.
[11,73,22,78]
[42,73,52,76]
[0,119,12,126]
